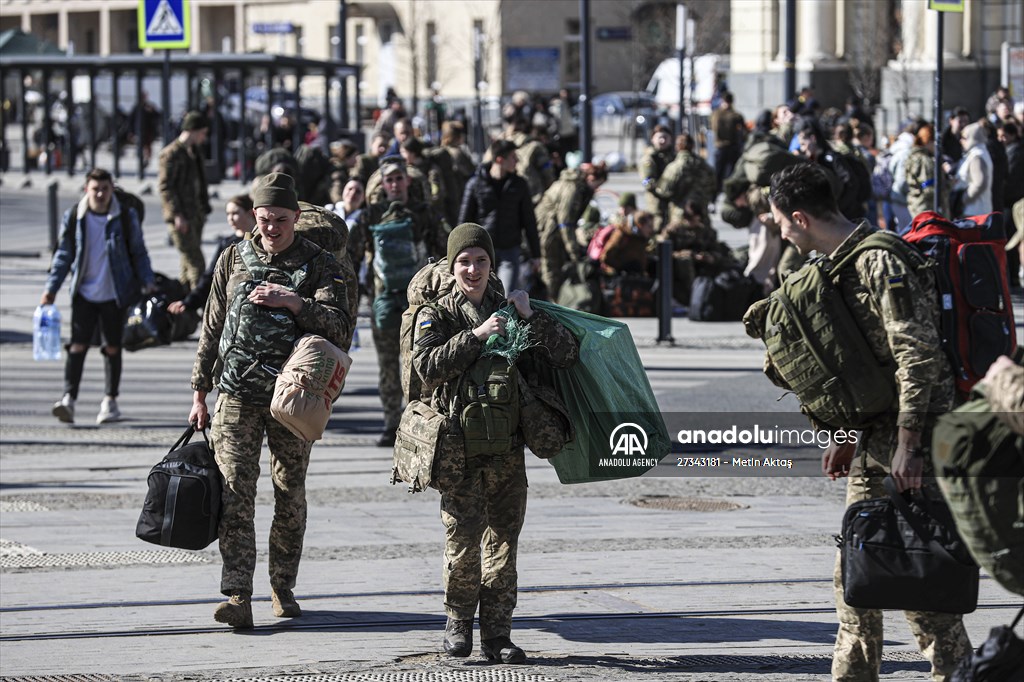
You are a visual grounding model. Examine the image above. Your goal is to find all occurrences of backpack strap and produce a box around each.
[882,476,973,566]
[829,230,929,280]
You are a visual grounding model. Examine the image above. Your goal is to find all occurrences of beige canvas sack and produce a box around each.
[271,334,352,441]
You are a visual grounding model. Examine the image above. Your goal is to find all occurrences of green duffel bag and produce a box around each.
[932,389,1024,596]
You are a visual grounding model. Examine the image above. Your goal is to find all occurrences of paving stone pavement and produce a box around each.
[2,172,1023,681]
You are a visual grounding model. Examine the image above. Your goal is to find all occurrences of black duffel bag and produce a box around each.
[839,476,979,614]
[689,268,762,322]
[136,425,221,551]
[951,605,1024,681]
[123,294,173,351]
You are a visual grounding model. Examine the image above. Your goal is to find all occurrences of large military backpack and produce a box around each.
[217,241,318,406]
[744,231,929,430]
[294,201,358,339]
[932,355,1024,597]
[399,257,505,403]
[457,357,521,456]
[904,211,1017,400]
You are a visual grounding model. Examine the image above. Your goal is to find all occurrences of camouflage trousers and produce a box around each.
[539,225,571,299]
[212,394,313,597]
[440,450,528,640]
[371,317,403,430]
[168,218,206,291]
[832,445,971,682]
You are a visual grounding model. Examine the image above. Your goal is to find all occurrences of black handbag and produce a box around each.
[839,476,979,614]
[123,294,173,352]
[951,605,1024,681]
[136,425,221,550]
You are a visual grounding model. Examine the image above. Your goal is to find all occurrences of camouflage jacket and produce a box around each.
[639,146,672,185]
[411,288,579,445]
[535,169,595,259]
[830,222,953,433]
[191,234,351,396]
[352,152,380,187]
[507,132,554,204]
[988,358,1024,435]
[655,150,716,208]
[351,199,448,286]
[158,139,211,224]
[904,146,950,217]
[365,165,429,207]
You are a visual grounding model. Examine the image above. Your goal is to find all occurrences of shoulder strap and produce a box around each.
[831,230,927,279]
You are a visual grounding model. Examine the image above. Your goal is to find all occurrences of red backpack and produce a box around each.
[903,211,1017,399]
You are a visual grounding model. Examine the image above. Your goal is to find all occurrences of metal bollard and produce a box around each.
[47,180,59,253]
[656,239,674,344]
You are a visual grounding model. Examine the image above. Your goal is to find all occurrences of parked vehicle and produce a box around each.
[646,54,729,118]
[579,91,658,138]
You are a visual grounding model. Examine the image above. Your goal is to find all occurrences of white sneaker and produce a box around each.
[52,394,75,423]
[96,397,121,424]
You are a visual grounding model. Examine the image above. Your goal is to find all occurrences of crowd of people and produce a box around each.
[36,83,1024,675]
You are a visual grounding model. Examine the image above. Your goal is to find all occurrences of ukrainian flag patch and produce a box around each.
[887,275,905,289]
[419,320,433,329]
[333,275,345,284]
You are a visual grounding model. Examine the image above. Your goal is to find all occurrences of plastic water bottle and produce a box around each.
[33,304,62,361]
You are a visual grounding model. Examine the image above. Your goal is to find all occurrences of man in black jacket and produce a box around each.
[459,139,540,293]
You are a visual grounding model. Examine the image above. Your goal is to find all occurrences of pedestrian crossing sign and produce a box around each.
[138,0,191,49]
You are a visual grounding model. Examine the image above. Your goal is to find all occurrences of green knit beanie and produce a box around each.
[447,223,495,273]
[252,172,300,211]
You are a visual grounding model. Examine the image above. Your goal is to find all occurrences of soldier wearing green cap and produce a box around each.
[410,222,578,664]
[188,172,351,630]
[159,110,212,290]
[352,156,448,447]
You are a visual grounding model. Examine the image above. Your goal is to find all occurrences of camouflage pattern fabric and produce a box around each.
[217,241,308,406]
[372,317,404,430]
[212,393,312,597]
[411,286,578,640]
[826,223,964,679]
[159,138,210,290]
[639,145,673,229]
[535,169,593,297]
[832,452,971,681]
[295,202,358,347]
[989,358,1024,435]
[191,235,350,397]
[352,152,379,187]
[904,146,950,219]
[655,150,717,228]
[508,132,554,205]
[392,399,466,493]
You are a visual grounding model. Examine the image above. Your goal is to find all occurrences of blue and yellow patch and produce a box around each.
[887,275,905,289]
[333,275,345,284]
[419,319,433,330]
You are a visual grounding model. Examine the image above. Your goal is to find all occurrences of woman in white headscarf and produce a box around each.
[952,121,993,216]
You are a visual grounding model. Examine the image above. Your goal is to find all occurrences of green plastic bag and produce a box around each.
[530,300,670,484]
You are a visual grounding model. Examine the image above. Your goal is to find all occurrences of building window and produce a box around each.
[426,21,437,89]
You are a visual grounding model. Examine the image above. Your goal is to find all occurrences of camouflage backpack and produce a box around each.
[217,241,317,406]
[295,202,357,347]
[744,231,930,430]
[932,367,1024,596]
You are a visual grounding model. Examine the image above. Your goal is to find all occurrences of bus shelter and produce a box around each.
[0,52,361,182]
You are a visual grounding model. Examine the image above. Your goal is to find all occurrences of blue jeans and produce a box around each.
[494,246,520,295]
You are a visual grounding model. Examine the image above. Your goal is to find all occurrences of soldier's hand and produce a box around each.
[40,292,55,306]
[189,391,209,430]
[821,440,856,480]
[473,314,507,341]
[174,215,190,234]
[248,283,303,315]
[507,290,534,320]
[890,446,924,491]
[167,300,186,315]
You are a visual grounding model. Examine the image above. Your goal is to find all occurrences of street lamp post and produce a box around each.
[676,3,687,136]
[473,23,485,157]
[579,0,593,163]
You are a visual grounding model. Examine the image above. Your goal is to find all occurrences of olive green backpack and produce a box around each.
[932,353,1024,596]
[744,231,929,430]
[457,358,521,457]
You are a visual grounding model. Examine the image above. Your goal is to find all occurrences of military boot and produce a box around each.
[481,636,526,664]
[271,588,301,617]
[213,592,253,629]
[443,618,473,657]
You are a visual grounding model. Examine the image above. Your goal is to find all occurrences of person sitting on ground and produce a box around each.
[599,210,655,276]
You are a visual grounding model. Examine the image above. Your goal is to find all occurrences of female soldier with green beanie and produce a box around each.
[410,223,578,663]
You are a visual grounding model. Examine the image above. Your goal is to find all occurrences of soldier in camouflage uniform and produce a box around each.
[159,111,212,290]
[654,133,717,230]
[351,157,447,447]
[639,125,674,230]
[535,162,607,299]
[411,223,578,663]
[353,134,390,187]
[501,118,555,205]
[188,173,351,630]
[767,163,971,681]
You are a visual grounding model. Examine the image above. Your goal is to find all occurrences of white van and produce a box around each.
[646,54,729,118]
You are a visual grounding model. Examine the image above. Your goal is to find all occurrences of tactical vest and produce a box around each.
[217,241,311,406]
[457,357,521,457]
[751,231,929,430]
